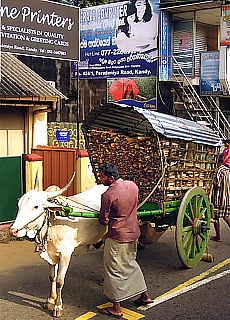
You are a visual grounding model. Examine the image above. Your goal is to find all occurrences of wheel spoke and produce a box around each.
[184,211,193,224]
[190,236,197,258]
[192,195,198,218]
[182,229,193,247]
[198,207,207,219]
[199,233,206,241]
[195,235,201,253]
[185,235,193,258]
[197,196,203,212]
[189,201,195,220]
[182,225,192,232]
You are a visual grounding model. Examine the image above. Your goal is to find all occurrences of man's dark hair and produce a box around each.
[99,164,120,180]
[223,139,230,144]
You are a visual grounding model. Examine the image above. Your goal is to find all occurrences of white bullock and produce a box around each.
[10,173,108,317]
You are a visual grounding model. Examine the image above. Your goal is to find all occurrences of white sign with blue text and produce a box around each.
[200,51,222,96]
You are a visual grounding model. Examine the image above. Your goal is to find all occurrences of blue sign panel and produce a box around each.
[56,130,70,142]
[200,51,222,96]
[71,0,159,79]
[159,11,172,81]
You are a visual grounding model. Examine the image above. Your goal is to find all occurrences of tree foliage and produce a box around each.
[51,0,112,8]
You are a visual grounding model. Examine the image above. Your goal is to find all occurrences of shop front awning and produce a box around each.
[0,53,67,108]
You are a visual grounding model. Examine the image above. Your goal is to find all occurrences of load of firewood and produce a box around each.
[85,129,219,203]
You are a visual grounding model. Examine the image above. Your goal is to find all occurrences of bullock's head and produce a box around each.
[10,173,75,238]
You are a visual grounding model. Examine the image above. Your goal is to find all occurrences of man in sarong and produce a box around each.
[98,163,152,318]
[210,162,230,242]
[223,139,230,168]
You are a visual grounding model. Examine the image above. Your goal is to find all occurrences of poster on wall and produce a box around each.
[107,77,157,109]
[200,51,222,96]
[220,4,230,46]
[71,0,159,79]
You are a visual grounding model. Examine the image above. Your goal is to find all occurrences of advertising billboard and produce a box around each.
[71,0,159,79]
[0,0,79,61]
[200,51,222,96]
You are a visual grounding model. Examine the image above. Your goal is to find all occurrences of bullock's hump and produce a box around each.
[67,185,109,212]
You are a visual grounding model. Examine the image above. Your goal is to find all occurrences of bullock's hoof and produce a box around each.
[53,306,63,318]
[44,301,55,311]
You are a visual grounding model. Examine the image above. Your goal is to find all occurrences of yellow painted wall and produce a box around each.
[33,111,48,148]
[0,107,25,156]
[25,160,43,192]
[76,157,96,193]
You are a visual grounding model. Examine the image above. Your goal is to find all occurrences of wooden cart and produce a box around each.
[81,102,222,268]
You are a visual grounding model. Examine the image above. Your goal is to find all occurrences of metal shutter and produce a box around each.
[173,20,193,75]
[195,23,208,76]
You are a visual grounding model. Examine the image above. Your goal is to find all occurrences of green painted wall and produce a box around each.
[0,156,22,223]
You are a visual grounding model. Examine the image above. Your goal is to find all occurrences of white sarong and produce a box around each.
[103,238,147,302]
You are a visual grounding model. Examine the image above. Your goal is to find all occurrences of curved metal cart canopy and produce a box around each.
[82,102,222,146]
[82,102,222,269]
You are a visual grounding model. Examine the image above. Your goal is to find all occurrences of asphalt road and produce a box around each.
[0,221,229,320]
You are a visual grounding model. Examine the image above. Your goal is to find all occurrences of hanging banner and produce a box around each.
[0,0,79,61]
[159,11,172,81]
[220,4,230,46]
[71,0,159,79]
[200,51,222,96]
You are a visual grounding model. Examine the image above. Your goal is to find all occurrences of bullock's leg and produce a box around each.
[44,264,58,311]
[53,253,72,318]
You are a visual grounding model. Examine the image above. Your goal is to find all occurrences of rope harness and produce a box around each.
[34,210,50,253]
[15,209,47,233]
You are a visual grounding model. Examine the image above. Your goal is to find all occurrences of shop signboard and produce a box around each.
[0,0,79,61]
[200,51,222,96]
[71,0,159,79]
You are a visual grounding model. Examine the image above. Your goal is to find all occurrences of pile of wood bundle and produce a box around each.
[85,129,219,203]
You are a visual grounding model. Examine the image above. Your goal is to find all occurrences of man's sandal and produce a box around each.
[99,307,123,318]
[133,298,154,306]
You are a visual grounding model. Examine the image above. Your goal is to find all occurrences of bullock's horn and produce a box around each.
[46,172,76,199]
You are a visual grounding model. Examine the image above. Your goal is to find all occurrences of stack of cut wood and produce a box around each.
[86,129,219,203]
